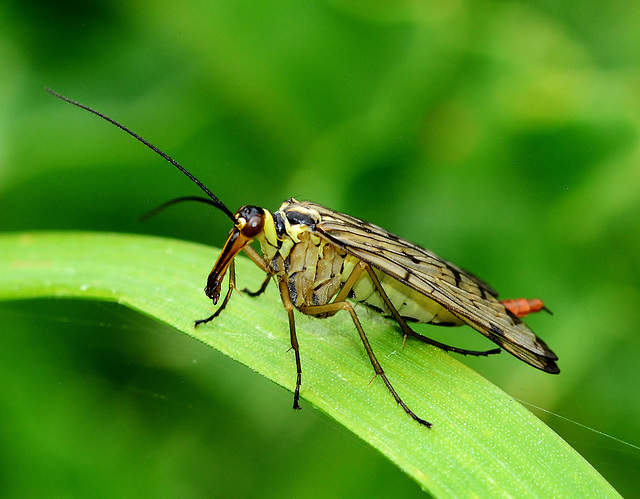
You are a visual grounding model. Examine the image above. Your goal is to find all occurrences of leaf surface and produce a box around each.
[0,232,620,497]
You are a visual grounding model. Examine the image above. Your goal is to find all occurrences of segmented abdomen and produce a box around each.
[269,230,348,308]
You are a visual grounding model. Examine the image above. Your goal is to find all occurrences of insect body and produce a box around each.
[48,88,559,428]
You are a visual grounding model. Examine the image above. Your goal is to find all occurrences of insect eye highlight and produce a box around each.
[241,214,264,237]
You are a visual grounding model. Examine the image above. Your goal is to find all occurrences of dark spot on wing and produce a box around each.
[489,323,503,336]
[406,252,421,264]
[449,265,463,288]
[385,231,401,241]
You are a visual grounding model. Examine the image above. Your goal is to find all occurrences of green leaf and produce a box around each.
[0,232,619,498]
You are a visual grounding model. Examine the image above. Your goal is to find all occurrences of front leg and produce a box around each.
[242,274,271,297]
[241,245,273,296]
[277,277,303,410]
[195,261,237,327]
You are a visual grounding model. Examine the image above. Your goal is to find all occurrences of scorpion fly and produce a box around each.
[47,88,559,428]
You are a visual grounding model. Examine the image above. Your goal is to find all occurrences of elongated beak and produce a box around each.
[204,228,253,303]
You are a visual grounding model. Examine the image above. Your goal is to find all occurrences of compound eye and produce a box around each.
[242,213,264,237]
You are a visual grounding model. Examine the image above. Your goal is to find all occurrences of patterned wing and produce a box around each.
[303,201,559,374]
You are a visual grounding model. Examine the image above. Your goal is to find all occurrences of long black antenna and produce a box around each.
[138,196,223,222]
[45,87,237,223]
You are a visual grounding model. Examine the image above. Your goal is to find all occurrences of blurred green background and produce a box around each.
[1,0,639,497]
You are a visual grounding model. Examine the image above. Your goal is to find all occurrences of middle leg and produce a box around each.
[299,300,431,427]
